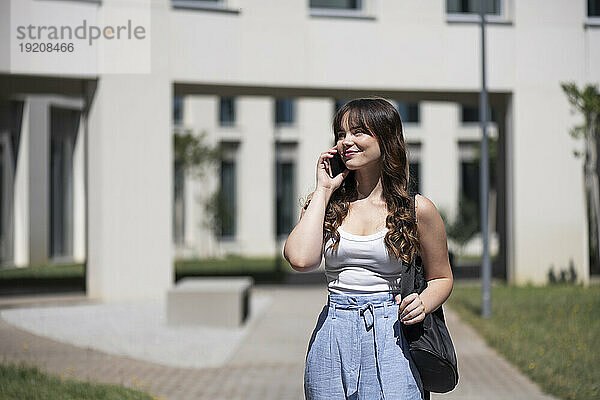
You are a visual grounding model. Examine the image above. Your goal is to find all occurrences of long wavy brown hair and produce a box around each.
[302,97,419,264]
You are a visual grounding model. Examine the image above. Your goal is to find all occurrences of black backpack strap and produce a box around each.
[399,193,418,299]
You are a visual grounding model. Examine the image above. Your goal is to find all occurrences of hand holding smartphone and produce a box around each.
[328,151,346,178]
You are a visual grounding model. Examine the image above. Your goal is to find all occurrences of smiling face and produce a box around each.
[335,110,382,171]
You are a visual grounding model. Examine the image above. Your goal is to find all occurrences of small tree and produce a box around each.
[173,129,222,239]
[561,83,600,275]
[441,193,480,257]
[442,136,497,258]
[173,130,221,179]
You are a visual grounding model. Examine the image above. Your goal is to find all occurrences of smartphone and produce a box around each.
[329,152,346,178]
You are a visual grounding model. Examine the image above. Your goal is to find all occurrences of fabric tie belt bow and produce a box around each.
[356,302,389,398]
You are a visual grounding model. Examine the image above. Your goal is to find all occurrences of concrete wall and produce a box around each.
[86,0,172,300]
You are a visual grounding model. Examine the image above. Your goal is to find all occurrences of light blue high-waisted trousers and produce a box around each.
[304,292,425,400]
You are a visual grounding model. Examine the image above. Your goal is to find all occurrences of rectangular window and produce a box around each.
[447,0,501,15]
[172,0,227,10]
[220,159,236,237]
[173,159,185,246]
[409,162,421,195]
[50,107,80,259]
[173,95,183,126]
[310,0,360,10]
[395,102,420,124]
[407,143,421,195]
[275,143,297,237]
[461,105,496,123]
[0,101,23,264]
[334,99,350,114]
[219,97,236,126]
[276,161,296,236]
[590,0,600,17]
[275,98,295,125]
[458,140,497,232]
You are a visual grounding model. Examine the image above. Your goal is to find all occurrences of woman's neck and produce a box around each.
[354,164,384,203]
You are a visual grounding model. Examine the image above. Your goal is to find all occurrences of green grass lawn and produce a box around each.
[447,283,600,400]
[175,255,289,276]
[0,256,291,281]
[0,362,154,400]
[0,263,84,279]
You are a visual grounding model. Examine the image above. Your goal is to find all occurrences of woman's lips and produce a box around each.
[345,151,358,157]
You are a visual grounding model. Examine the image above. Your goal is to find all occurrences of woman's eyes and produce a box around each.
[337,130,365,139]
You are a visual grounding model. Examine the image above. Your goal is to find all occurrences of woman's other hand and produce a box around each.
[396,293,427,325]
[316,146,350,193]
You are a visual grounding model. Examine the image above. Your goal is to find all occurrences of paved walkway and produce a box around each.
[0,286,557,400]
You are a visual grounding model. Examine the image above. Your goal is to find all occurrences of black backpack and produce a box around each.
[399,193,459,393]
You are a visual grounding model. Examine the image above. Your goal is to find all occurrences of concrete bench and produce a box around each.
[167,277,253,327]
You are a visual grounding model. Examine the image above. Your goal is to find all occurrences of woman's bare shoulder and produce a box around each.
[414,193,441,225]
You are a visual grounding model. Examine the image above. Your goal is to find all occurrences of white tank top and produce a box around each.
[323,226,403,294]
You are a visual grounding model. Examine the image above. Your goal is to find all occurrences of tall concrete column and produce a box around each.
[421,102,459,220]
[13,100,29,267]
[185,95,219,258]
[27,98,49,266]
[297,98,335,216]
[72,112,86,263]
[86,0,172,301]
[236,97,275,256]
[511,88,588,285]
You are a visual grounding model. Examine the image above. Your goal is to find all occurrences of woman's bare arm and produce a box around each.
[283,146,349,272]
[415,194,454,314]
[283,188,333,271]
[398,194,454,324]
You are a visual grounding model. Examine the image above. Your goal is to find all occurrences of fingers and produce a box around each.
[397,293,426,325]
[318,147,338,165]
[394,294,402,304]
[318,152,332,175]
[400,298,421,319]
[403,311,426,325]
[333,168,350,183]
[318,147,343,179]
[401,303,425,321]
[397,293,417,309]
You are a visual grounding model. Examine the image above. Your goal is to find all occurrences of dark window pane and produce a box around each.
[276,162,295,236]
[461,105,496,123]
[275,98,295,125]
[396,102,420,123]
[409,162,421,195]
[220,160,236,237]
[461,160,480,231]
[173,161,185,245]
[0,146,3,238]
[447,0,501,15]
[590,0,600,16]
[0,101,23,263]
[334,99,350,114]
[173,95,183,125]
[310,0,359,10]
[219,97,235,126]
[50,108,79,258]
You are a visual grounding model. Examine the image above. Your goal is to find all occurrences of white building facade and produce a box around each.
[1,0,599,300]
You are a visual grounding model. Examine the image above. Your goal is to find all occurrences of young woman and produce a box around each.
[283,98,453,400]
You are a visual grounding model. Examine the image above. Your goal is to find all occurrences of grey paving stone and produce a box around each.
[0,285,559,400]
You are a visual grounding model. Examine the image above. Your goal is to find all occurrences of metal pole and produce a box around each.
[480,0,491,318]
